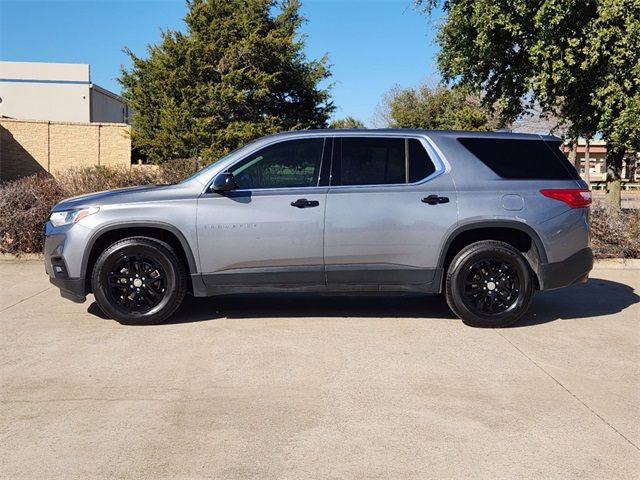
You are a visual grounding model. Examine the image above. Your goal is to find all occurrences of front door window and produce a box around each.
[231,138,325,189]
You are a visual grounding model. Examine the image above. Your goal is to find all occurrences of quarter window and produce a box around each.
[457,137,580,180]
[408,139,436,182]
[231,138,325,189]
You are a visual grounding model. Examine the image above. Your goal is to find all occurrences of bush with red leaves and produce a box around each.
[590,202,640,259]
[0,174,67,254]
[0,160,213,255]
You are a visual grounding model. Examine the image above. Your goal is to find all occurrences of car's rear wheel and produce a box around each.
[91,236,186,325]
[445,240,534,328]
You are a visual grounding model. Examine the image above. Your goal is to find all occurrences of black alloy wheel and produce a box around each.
[461,259,520,316]
[92,236,186,325]
[445,240,534,328]
[106,254,167,313]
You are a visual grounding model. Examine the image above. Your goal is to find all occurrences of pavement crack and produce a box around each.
[494,329,639,452]
[0,286,54,314]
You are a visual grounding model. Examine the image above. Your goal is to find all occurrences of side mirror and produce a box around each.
[211,172,238,192]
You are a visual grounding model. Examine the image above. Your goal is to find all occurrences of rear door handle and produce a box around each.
[422,195,450,205]
[291,198,320,208]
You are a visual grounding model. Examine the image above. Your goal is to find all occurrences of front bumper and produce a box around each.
[538,247,593,290]
[49,276,86,303]
[44,223,87,303]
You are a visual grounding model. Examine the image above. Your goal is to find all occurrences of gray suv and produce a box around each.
[44,129,593,327]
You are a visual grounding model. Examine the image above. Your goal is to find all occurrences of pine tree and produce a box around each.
[120,0,333,163]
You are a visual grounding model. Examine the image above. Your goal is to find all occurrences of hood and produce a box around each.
[52,184,182,212]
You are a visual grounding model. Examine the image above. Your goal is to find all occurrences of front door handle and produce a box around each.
[422,194,450,205]
[291,198,320,208]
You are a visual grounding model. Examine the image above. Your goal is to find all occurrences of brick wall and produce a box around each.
[0,118,131,181]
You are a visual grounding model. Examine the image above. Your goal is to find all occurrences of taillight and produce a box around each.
[540,188,592,208]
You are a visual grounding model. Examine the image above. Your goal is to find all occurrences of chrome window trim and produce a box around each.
[201,132,448,195]
[327,135,446,190]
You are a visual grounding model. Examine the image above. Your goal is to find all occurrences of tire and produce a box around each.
[91,236,187,325]
[445,240,534,328]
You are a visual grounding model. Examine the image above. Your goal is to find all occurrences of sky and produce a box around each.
[0,0,442,125]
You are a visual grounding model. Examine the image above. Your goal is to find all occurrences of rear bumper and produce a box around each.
[538,247,593,290]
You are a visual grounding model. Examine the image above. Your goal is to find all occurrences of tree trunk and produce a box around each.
[584,140,590,185]
[568,139,579,174]
[605,144,625,207]
[625,154,637,181]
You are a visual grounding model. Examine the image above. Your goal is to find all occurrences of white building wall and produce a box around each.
[0,61,89,82]
[0,61,127,123]
[90,86,128,123]
[0,61,91,122]
[0,81,91,122]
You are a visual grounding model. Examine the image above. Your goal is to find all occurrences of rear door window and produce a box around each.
[336,137,405,186]
[457,137,580,180]
[333,137,437,186]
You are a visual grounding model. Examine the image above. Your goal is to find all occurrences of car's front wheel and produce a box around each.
[91,236,186,325]
[445,240,534,328]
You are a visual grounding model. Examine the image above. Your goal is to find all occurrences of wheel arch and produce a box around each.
[82,222,198,294]
[438,220,547,289]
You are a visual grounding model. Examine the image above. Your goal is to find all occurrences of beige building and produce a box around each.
[0,118,132,181]
[562,140,638,183]
[0,61,129,123]
[0,62,132,180]
[565,140,608,180]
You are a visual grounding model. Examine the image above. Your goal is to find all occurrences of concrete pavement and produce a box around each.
[1,258,639,479]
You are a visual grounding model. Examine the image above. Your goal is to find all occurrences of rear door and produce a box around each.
[323,135,457,288]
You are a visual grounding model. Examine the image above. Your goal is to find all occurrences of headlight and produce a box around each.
[49,207,100,227]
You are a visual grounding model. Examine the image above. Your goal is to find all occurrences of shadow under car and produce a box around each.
[87,277,638,327]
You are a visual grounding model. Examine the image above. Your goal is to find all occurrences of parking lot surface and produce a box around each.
[1,258,639,479]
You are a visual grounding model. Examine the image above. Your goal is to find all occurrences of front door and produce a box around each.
[197,137,329,287]
[324,136,457,289]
